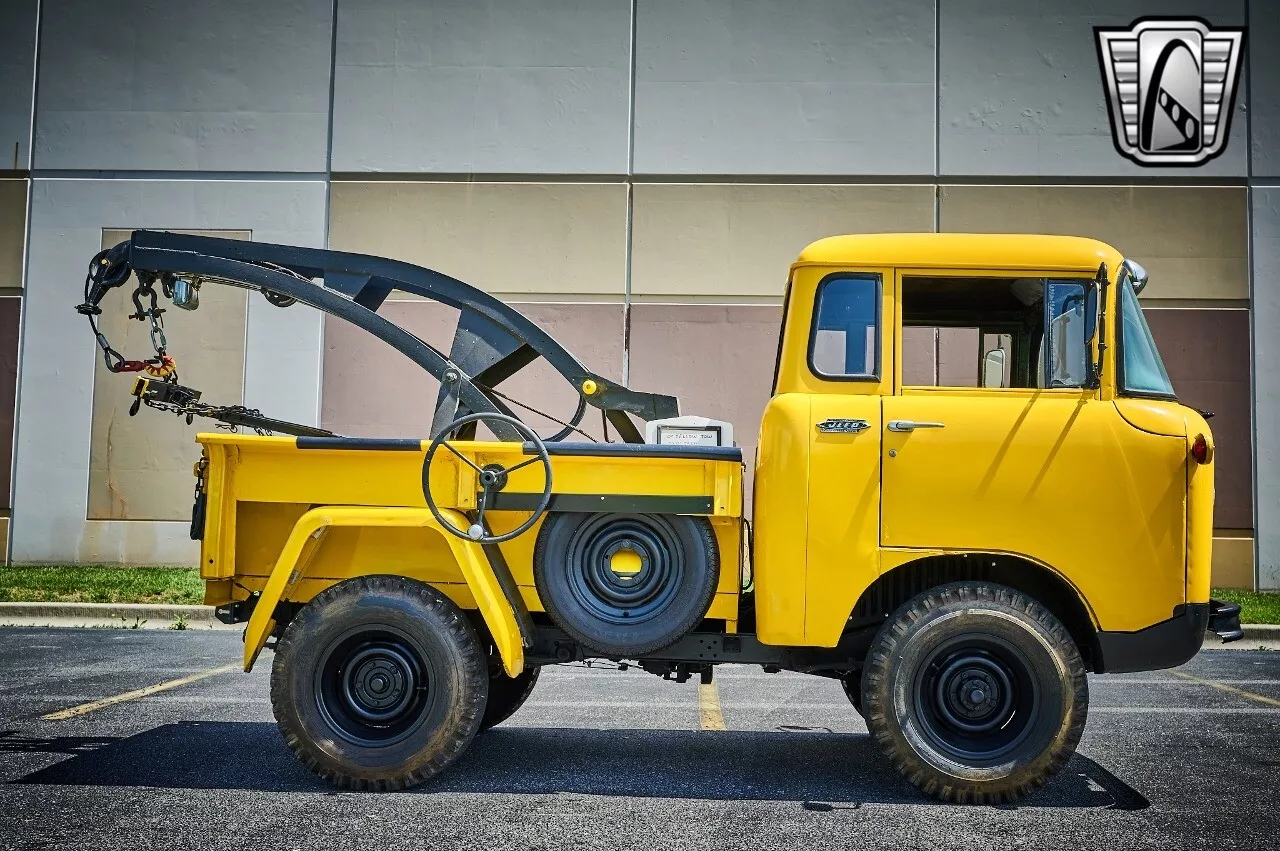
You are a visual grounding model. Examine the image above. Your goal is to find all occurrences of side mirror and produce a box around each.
[1121,258,1148,295]
[172,277,201,311]
[982,348,1007,388]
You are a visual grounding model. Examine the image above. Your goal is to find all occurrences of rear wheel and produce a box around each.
[270,575,488,790]
[480,666,540,731]
[861,581,1088,804]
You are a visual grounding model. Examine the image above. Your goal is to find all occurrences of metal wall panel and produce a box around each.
[332,0,631,173]
[940,185,1249,301]
[631,184,935,298]
[321,302,623,441]
[1253,187,1280,589]
[1144,307,1253,530]
[628,303,779,509]
[328,181,628,297]
[14,179,326,564]
[34,0,333,171]
[939,0,1248,177]
[0,0,37,170]
[0,180,26,289]
[633,0,936,175]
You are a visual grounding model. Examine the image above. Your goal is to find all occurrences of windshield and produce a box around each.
[1118,276,1174,397]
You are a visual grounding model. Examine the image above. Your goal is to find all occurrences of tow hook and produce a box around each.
[1208,598,1244,643]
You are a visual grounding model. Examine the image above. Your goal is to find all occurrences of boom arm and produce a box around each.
[82,230,678,442]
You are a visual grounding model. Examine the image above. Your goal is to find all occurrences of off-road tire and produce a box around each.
[480,666,540,730]
[534,512,719,657]
[841,675,865,718]
[270,575,488,791]
[861,581,1088,804]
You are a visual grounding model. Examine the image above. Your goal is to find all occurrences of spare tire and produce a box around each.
[533,512,719,657]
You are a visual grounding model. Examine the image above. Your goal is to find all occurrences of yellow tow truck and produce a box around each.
[78,229,1242,803]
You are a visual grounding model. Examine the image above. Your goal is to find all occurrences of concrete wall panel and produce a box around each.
[634,0,935,175]
[628,304,780,510]
[940,186,1249,301]
[1250,0,1280,176]
[87,230,248,522]
[1253,187,1280,588]
[333,0,630,174]
[632,184,935,299]
[34,0,333,171]
[940,0,1248,177]
[322,302,623,441]
[328,182,628,298]
[14,179,325,564]
[0,0,37,170]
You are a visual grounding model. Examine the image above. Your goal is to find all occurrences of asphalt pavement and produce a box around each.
[0,627,1277,850]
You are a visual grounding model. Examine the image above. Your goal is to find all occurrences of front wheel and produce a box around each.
[270,575,489,791]
[861,581,1088,804]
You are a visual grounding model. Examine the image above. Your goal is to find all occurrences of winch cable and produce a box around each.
[478,384,599,443]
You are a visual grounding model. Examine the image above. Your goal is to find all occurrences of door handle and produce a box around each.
[886,420,946,432]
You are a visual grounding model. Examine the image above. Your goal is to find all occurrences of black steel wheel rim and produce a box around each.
[911,634,1040,762]
[564,514,683,626]
[314,626,436,747]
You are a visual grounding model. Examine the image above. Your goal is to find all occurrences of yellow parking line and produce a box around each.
[40,664,240,721]
[1170,670,1280,708]
[699,680,727,731]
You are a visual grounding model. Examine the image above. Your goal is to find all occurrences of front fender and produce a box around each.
[242,506,526,676]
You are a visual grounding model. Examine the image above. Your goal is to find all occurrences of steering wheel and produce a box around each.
[424,412,553,544]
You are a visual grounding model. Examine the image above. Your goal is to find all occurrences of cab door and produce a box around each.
[878,269,1186,632]
[800,271,890,646]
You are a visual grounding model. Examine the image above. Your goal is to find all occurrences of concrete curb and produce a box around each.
[1241,623,1280,642]
[0,602,237,630]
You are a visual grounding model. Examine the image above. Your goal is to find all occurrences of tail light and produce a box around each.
[1190,433,1210,465]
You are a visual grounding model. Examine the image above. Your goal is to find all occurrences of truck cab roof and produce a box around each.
[795,233,1123,274]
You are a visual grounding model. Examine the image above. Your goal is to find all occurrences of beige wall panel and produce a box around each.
[628,304,781,512]
[939,186,1248,301]
[328,182,627,298]
[0,180,25,289]
[1212,536,1254,590]
[322,302,624,441]
[631,184,936,299]
[88,230,249,521]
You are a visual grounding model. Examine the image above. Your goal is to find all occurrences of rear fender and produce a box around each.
[242,506,525,676]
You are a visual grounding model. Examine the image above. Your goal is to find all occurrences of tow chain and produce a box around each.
[76,254,179,380]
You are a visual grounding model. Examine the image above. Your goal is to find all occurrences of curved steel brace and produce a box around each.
[128,248,522,441]
[124,230,677,442]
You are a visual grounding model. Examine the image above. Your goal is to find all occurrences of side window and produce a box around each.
[901,276,1091,389]
[809,275,879,379]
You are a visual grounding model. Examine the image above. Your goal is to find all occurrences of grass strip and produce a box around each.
[0,565,203,605]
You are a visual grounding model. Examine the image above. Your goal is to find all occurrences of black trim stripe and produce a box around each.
[297,437,424,451]
[524,441,743,463]
[487,492,715,514]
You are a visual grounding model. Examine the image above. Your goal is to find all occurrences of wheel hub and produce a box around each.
[315,629,434,746]
[344,646,415,721]
[934,654,1014,733]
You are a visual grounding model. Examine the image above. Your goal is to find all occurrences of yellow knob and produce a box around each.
[582,379,598,395]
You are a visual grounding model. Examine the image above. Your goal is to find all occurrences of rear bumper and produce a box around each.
[1096,603,1208,673]
[1095,599,1244,673]
[1207,598,1244,642]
